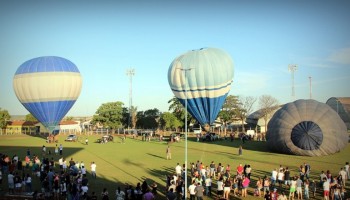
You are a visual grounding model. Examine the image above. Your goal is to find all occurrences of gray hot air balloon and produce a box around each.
[266,99,348,156]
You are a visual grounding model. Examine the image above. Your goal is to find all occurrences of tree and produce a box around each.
[25,113,38,122]
[168,96,194,129]
[136,108,160,129]
[91,102,124,131]
[219,95,240,135]
[236,96,257,132]
[258,95,279,133]
[65,116,74,121]
[160,112,183,131]
[0,108,10,129]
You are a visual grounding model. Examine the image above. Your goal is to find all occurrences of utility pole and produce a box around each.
[176,66,194,200]
[288,64,298,100]
[309,76,312,99]
[126,68,135,130]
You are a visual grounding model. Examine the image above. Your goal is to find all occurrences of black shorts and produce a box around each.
[217,190,223,195]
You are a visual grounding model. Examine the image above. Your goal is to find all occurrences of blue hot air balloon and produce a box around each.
[168,48,234,131]
[13,56,82,134]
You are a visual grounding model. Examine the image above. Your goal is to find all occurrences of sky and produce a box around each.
[1,0,350,117]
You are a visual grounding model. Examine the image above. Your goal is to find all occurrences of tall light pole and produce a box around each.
[288,64,298,100]
[309,76,312,99]
[126,68,135,130]
[176,66,194,200]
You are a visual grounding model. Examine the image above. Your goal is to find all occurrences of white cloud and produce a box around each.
[327,48,350,65]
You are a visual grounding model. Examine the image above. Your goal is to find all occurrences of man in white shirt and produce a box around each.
[59,157,63,169]
[188,181,196,200]
[175,163,182,176]
[91,162,97,178]
[271,169,278,187]
[339,168,347,187]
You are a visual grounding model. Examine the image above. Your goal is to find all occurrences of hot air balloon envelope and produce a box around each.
[13,56,82,134]
[168,48,234,131]
[266,99,348,156]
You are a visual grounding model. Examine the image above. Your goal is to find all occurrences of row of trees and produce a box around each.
[90,94,279,133]
[0,94,279,133]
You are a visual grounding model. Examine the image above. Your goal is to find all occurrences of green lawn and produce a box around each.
[0,133,349,199]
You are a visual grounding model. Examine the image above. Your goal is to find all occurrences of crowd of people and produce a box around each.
[164,161,349,200]
[0,145,349,200]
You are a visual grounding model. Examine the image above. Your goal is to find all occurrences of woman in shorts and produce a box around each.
[241,175,250,197]
[217,177,224,198]
[223,177,232,199]
[256,177,263,197]
[289,176,297,200]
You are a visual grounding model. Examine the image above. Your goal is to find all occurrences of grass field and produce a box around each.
[0,133,349,199]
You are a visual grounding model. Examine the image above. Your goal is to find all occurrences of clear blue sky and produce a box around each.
[1,0,350,117]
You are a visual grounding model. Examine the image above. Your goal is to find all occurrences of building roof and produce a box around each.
[7,121,37,126]
[59,120,79,125]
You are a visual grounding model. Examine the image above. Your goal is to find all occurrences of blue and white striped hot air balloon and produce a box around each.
[13,56,82,134]
[168,48,234,131]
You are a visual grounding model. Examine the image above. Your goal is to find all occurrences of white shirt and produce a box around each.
[189,184,196,195]
[91,163,96,171]
[271,170,277,180]
[205,178,212,186]
[26,177,32,183]
[323,181,330,191]
[175,165,182,175]
[59,158,63,165]
[81,185,89,194]
[278,172,284,180]
[339,170,347,179]
[217,181,224,191]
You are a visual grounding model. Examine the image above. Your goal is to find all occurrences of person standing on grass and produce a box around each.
[323,177,330,200]
[194,182,204,200]
[345,162,349,180]
[217,177,224,199]
[256,177,263,197]
[263,176,271,197]
[223,177,231,199]
[166,146,171,160]
[205,175,212,197]
[91,162,97,178]
[241,175,250,197]
[238,145,243,156]
[59,144,63,155]
[296,176,303,200]
[304,179,310,200]
[284,167,291,188]
[310,179,317,198]
[188,181,196,200]
[54,144,58,155]
[289,176,297,200]
[338,168,347,187]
